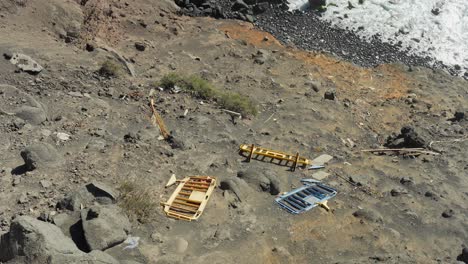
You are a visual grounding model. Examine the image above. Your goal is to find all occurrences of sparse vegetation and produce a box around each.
[98,59,122,77]
[219,92,257,116]
[118,180,158,222]
[158,73,257,116]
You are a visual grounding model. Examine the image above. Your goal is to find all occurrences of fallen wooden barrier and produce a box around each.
[239,144,311,171]
[161,176,216,221]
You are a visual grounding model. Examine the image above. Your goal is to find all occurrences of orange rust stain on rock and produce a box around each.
[218,22,283,48]
[217,21,411,100]
[289,50,411,100]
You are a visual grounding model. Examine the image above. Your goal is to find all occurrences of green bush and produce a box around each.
[98,59,121,77]
[160,73,217,100]
[218,92,258,117]
[158,73,257,116]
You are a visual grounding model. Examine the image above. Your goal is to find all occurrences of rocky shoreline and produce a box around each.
[177,0,462,77]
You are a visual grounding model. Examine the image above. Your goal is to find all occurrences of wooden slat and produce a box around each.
[169,204,197,213]
[184,182,210,189]
[182,187,207,192]
[167,211,193,220]
[175,196,201,204]
[187,180,211,186]
[184,183,208,189]
[173,200,200,208]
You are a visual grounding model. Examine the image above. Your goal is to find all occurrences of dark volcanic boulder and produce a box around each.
[385,126,427,148]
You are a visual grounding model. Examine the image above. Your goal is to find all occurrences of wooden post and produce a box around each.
[247,144,255,162]
[292,152,299,171]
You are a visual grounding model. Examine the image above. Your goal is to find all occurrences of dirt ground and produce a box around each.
[0,0,467,263]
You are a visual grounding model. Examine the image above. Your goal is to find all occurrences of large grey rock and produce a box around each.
[105,238,147,263]
[0,84,47,125]
[58,187,95,211]
[219,177,251,203]
[46,0,83,42]
[20,142,62,171]
[0,216,118,264]
[0,216,80,262]
[14,106,47,125]
[237,168,287,195]
[385,126,427,148]
[86,181,119,204]
[81,205,131,251]
[58,181,119,211]
[9,53,43,74]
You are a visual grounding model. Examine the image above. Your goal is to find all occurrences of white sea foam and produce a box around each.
[288,0,310,10]
[289,0,468,75]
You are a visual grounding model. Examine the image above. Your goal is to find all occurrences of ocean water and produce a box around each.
[288,0,468,76]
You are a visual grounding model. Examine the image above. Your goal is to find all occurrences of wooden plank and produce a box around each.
[182,187,206,192]
[184,184,208,190]
[173,200,200,208]
[169,204,197,213]
[175,196,201,204]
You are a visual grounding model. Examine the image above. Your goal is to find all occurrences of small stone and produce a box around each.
[85,43,95,52]
[353,208,383,223]
[151,232,164,243]
[214,228,231,241]
[442,209,454,218]
[13,176,21,186]
[38,212,49,222]
[135,42,146,51]
[18,193,29,204]
[424,191,434,197]
[390,188,407,197]
[457,247,468,263]
[453,110,465,121]
[68,91,83,98]
[56,132,71,141]
[400,177,414,186]
[324,90,336,100]
[174,237,188,253]
[40,180,51,188]
[272,246,291,257]
[305,80,320,92]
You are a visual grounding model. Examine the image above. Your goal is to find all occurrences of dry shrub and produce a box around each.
[158,73,257,117]
[118,181,159,222]
[98,59,122,77]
